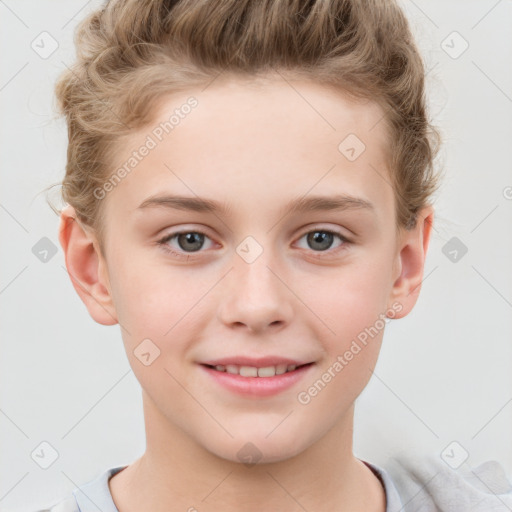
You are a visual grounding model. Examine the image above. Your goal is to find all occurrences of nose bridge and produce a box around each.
[218,238,293,331]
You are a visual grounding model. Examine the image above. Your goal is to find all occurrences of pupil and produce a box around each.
[178,232,204,252]
[308,231,332,251]
[175,231,333,253]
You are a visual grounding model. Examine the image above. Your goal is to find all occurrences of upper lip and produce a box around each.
[200,356,313,368]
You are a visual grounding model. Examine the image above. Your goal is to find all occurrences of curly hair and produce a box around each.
[50,0,442,257]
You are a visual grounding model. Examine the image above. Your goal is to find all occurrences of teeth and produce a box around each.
[258,366,276,377]
[275,364,288,375]
[210,363,303,377]
[240,366,258,377]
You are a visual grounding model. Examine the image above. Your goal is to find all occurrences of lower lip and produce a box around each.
[199,363,315,398]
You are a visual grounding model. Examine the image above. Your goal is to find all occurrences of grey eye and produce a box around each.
[176,232,205,252]
[306,231,335,251]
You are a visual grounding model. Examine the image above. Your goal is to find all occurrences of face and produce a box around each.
[64,75,428,464]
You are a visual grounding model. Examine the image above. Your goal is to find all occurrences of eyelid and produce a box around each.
[157,224,352,260]
[157,227,216,259]
[293,227,351,257]
[296,223,352,240]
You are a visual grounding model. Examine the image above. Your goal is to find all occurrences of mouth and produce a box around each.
[198,361,316,398]
[201,362,314,378]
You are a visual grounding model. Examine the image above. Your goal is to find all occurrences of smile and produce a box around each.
[203,363,312,377]
[199,362,315,398]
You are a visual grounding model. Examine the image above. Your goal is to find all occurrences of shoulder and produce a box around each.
[31,495,78,512]
[31,465,127,512]
[381,450,512,512]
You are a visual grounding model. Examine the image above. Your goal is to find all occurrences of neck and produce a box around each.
[109,392,386,512]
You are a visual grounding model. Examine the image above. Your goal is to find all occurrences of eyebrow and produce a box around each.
[136,193,375,217]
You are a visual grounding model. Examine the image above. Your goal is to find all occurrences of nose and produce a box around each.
[217,249,293,334]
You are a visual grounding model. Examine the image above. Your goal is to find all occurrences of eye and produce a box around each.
[157,230,215,259]
[157,227,351,261]
[295,228,350,254]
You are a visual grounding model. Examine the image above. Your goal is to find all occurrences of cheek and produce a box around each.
[313,259,391,338]
[109,259,209,361]
[109,252,181,321]
[298,268,388,412]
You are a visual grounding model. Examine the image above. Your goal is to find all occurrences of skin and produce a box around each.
[59,74,433,512]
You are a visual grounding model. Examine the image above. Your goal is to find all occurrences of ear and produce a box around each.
[387,206,434,319]
[58,205,118,326]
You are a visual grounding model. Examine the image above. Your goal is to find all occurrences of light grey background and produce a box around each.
[1,1,511,510]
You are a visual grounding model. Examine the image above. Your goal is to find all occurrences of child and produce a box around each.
[39,0,512,510]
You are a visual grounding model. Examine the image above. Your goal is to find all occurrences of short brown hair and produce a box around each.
[51,0,442,257]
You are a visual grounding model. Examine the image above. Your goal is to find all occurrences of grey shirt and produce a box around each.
[36,455,512,512]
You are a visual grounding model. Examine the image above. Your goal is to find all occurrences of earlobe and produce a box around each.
[387,206,434,319]
[58,205,118,326]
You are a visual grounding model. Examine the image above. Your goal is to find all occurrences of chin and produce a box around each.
[203,434,309,466]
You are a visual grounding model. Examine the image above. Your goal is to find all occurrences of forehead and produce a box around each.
[104,76,394,224]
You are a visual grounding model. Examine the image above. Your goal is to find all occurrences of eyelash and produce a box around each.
[157,228,351,260]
